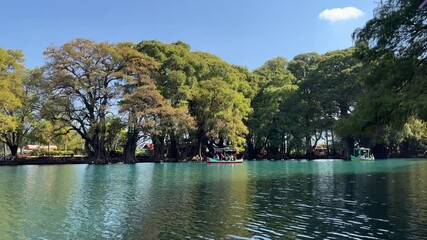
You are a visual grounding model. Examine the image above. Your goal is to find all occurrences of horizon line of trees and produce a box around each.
[1,0,426,163]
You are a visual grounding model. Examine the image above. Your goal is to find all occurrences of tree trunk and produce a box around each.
[267,145,279,158]
[305,135,312,155]
[169,133,179,160]
[325,131,330,156]
[331,131,335,155]
[246,133,256,159]
[85,140,94,157]
[198,141,203,159]
[197,129,205,158]
[86,139,107,164]
[7,144,18,157]
[343,136,354,159]
[124,130,139,164]
[373,143,387,159]
[286,135,292,157]
[218,134,225,148]
[338,104,352,159]
[153,135,165,162]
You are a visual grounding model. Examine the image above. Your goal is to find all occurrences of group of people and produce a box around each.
[359,153,374,159]
[191,155,203,161]
[214,152,236,161]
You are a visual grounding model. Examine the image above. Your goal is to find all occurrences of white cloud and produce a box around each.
[319,7,364,23]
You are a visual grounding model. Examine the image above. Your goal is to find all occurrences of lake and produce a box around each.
[0,159,427,239]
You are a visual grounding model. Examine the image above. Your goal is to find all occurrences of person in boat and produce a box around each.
[192,155,201,161]
[214,153,219,159]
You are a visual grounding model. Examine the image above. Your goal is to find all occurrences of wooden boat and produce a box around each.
[206,147,243,164]
[351,147,375,161]
[206,157,243,164]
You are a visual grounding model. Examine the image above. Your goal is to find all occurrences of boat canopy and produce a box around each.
[353,147,371,156]
[214,147,236,153]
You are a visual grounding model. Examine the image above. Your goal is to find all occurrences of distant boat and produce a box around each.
[351,147,375,161]
[206,157,243,164]
[206,147,243,164]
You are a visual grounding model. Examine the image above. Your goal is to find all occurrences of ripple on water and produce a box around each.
[1,160,427,239]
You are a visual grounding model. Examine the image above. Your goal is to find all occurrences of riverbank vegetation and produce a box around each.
[1,0,426,163]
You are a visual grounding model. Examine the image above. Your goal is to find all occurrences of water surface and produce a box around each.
[0,159,427,239]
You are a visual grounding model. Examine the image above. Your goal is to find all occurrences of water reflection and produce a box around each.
[245,160,427,239]
[0,159,426,239]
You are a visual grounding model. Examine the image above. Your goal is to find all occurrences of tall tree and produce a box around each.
[347,0,427,157]
[249,57,297,157]
[137,41,253,158]
[305,48,363,157]
[0,48,23,133]
[0,49,39,157]
[353,0,427,122]
[190,78,251,155]
[288,53,321,82]
[135,41,196,158]
[42,39,151,163]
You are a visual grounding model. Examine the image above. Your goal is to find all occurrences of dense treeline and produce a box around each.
[1,0,426,163]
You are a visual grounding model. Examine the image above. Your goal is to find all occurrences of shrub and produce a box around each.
[29,150,75,157]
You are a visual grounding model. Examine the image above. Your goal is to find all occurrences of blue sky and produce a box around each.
[1,0,376,70]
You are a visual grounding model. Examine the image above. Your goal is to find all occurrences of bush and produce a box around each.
[29,150,75,157]
[136,149,152,156]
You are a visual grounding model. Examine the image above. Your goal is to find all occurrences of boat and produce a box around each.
[351,147,375,161]
[206,147,243,164]
[206,157,243,164]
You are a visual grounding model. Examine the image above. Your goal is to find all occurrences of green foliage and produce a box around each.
[0,48,24,132]
[248,49,363,157]
[287,53,321,82]
[341,0,427,155]
[41,39,157,162]
[249,57,298,150]
[352,0,426,121]
[105,117,126,152]
[0,14,425,160]
[191,78,250,151]
[354,0,426,62]
[29,150,74,156]
[136,41,253,155]
[0,54,46,156]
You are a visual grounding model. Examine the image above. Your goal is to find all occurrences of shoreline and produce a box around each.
[0,156,156,166]
[1,156,425,166]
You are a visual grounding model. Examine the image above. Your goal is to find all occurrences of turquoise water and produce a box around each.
[0,159,427,239]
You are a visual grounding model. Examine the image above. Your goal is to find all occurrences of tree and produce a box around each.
[188,53,252,156]
[0,50,40,157]
[347,0,427,157]
[287,53,321,82]
[121,86,164,162]
[104,117,126,154]
[249,57,297,158]
[0,48,23,133]
[42,39,152,163]
[135,41,197,158]
[32,120,55,150]
[136,41,253,158]
[353,0,426,122]
[190,78,250,155]
[304,48,363,157]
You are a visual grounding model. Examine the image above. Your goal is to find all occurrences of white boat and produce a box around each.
[351,147,375,161]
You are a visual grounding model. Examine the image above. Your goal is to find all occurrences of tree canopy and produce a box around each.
[1,1,427,162]
[0,48,24,134]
